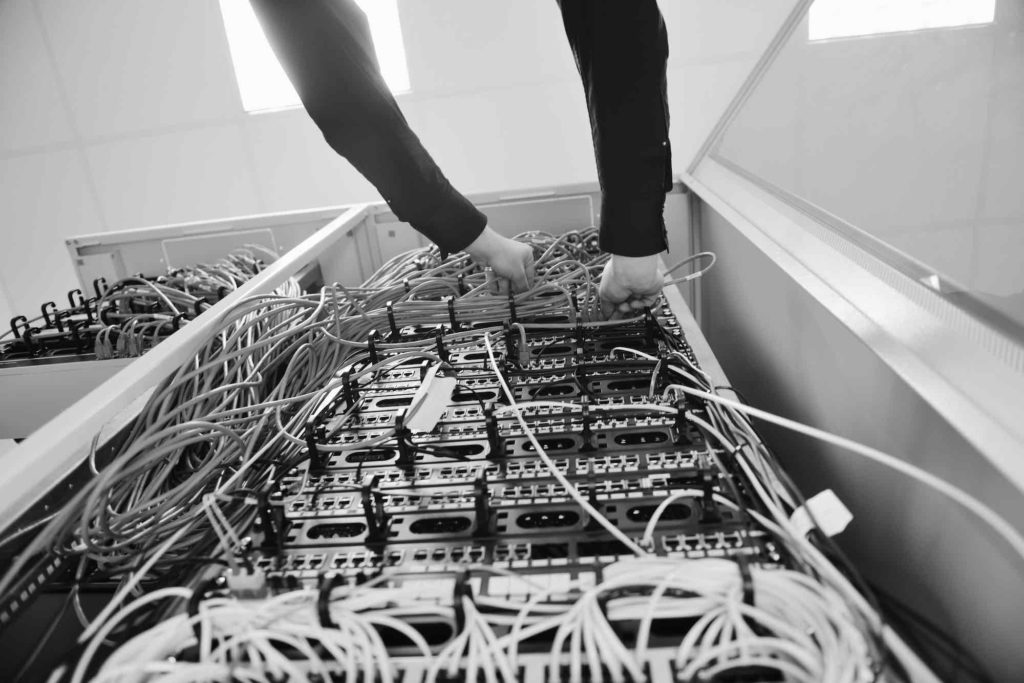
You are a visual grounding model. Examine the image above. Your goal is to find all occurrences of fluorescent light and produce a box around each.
[219,0,410,114]
[809,0,995,41]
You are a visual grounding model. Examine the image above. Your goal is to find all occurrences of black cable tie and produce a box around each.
[386,301,400,339]
[306,422,328,473]
[457,273,466,295]
[403,278,412,294]
[502,322,517,368]
[508,290,517,323]
[580,396,595,452]
[447,296,459,332]
[735,554,755,607]
[217,286,229,301]
[171,313,184,332]
[484,407,503,459]
[193,299,206,317]
[674,401,689,445]
[367,330,380,364]
[644,307,657,346]
[361,475,388,546]
[473,473,490,538]
[342,370,358,410]
[453,569,473,632]
[395,409,414,470]
[435,327,449,363]
[317,571,344,628]
[699,468,721,524]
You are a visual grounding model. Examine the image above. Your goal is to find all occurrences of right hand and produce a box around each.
[464,226,536,293]
[599,254,663,319]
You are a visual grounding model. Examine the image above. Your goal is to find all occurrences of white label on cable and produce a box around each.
[789,489,853,538]
[406,363,457,433]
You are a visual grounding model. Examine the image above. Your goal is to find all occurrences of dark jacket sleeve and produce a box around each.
[557,0,672,257]
[249,0,486,257]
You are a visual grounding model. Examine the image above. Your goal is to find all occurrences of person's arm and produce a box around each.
[556,0,671,315]
[249,0,533,290]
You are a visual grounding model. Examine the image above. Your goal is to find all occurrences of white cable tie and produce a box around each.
[789,489,853,539]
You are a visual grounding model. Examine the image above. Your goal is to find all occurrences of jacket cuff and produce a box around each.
[598,193,668,257]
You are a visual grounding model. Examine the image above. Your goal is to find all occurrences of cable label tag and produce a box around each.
[789,489,853,538]
[406,363,456,433]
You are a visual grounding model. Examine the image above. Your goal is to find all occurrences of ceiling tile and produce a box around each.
[0,0,76,152]
[36,0,244,139]
[84,123,261,231]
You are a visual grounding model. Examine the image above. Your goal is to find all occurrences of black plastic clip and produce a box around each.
[306,421,328,473]
[367,330,381,364]
[395,409,414,470]
[361,475,388,545]
[9,316,28,340]
[484,407,503,459]
[735,554,755,607]
[317,571,345,628]
[67,288,85,310]
[82,297,96,324]
[435,327,449,363]
[447,296,459,332]
[92,277,108,298]
[453,569,473,632]
[507,290,517,323]
[386,301,400,339]
[40,302,61,331]
[473,473,491,538]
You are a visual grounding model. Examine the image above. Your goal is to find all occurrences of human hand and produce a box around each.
[599,254,663,319]
[464,226,536,293]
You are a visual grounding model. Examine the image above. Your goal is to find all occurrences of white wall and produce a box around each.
[0,0,795,318]
[716,2,1024,312]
